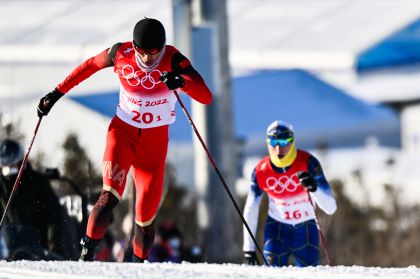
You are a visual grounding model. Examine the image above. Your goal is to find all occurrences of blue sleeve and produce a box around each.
[307,155,334,196]
[250,168,263,198]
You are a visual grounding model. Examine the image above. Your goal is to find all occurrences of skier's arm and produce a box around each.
[165,52,212,105]
[37,43,120,117]
[56,43,119,93]
[307,155,337,215]
[242,168,264,252]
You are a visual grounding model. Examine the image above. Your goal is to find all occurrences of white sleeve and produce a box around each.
[242,190,263,252]
[307,153,337,215]
[311,187,337,215]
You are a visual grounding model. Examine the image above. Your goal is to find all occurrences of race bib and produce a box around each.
[267,193,316,225]
[116,87,177,128]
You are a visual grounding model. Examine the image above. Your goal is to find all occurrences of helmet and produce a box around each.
[133,18,166,50]
[266,120,294,140]
[0,139,23,167]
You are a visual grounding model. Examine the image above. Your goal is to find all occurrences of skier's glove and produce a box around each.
[244,251,257,265]
[160,71,185,90]
[37,89,64,117]
[297,171,317,192]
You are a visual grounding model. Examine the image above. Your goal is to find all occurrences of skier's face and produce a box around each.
[267,134,294,159]
[268,141,293,159]
[133,43,163,67]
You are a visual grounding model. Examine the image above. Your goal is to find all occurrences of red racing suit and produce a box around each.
[55,42,212,238]
[243,150,337,265]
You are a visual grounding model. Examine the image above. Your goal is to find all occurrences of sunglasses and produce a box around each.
[267,137,294,148]
[132,41,161,55]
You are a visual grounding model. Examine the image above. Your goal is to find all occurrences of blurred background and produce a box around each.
[1,0,420,266]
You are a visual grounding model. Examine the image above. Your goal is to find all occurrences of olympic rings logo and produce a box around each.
[265,174,300,194]
[119,65,162,89]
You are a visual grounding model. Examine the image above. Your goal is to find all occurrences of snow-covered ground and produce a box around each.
[1,261,420,279]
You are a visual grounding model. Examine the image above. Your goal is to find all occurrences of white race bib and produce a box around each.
[116,87,177,128]
[267,193,316,225]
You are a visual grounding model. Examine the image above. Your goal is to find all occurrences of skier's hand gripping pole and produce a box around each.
[172,89,269,266]
[0,116,43,230]
[37,89,64,117]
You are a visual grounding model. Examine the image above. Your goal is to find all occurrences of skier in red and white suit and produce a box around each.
[37,18,212,262]
[243,120,336,267]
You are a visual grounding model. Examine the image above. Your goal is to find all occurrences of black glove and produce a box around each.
[297,171,317,192]
[37,89,64,117]
[160,71,185,90]
[244,251,257,265]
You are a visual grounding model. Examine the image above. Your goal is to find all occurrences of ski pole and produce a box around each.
[306,190,333,265]
[172,89,269,266]
[0,117,43,230]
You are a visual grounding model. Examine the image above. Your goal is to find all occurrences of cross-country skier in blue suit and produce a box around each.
[242,120,337,267]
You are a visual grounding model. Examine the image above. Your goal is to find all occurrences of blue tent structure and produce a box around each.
[356,18,420,72]
[70,69,400,154]
[232,70,399,155]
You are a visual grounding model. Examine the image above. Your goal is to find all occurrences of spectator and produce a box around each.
[0,139,80,260]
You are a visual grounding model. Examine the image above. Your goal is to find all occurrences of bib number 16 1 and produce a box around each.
[284,210,309,220]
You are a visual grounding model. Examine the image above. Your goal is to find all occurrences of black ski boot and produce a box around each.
[132,254,145,263]
[79,236,100,261]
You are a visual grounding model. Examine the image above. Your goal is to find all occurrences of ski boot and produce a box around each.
[132,254,145,263]
[79,236,100,261]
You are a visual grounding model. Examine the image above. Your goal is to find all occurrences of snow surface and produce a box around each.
[0,261,420,279]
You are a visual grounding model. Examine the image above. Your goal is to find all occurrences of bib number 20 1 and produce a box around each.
[131,111,161,124]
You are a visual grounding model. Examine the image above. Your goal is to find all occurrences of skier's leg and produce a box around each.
[85,191,120,239]
[132,222,156,262]
[131,125,168,261]
[80,190,119,261]
[80,117,134,261]
[292,219,320,267]
[263,216,290,266]
[131,163,165,261]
